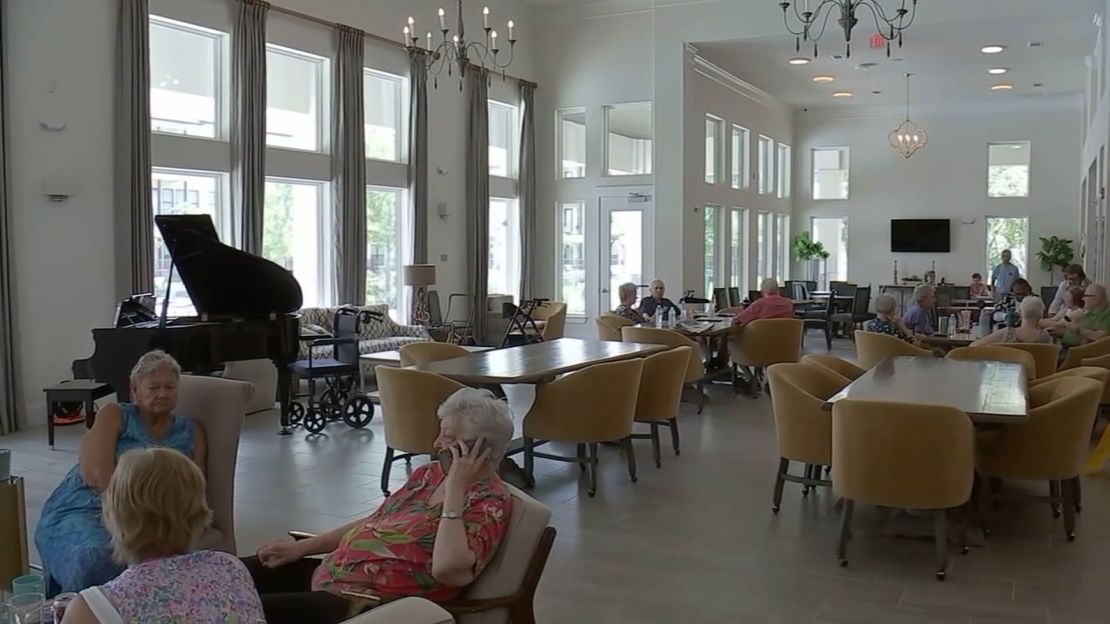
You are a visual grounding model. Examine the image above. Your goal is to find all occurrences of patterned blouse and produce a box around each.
[865,318,914,343]
[312,463,511,602]
[614,304,647,324]
[83,551,266,623]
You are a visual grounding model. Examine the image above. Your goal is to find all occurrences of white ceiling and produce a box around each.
[695,2,1102,110]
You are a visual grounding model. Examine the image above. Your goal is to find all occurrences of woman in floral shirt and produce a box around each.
[864,294,917,343]
[243,389,515,624]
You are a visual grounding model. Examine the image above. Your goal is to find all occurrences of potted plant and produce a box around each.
[1035,236,1075,284]
[792,232,831,287]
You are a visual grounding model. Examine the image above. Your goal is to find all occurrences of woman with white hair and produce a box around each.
[973,296,1053,345]
[864,294,916,343]
[245,388,515,624]
[613,281,647,323]
[36,350,206,593]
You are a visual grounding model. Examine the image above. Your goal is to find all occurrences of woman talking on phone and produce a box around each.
[242,388,514,623]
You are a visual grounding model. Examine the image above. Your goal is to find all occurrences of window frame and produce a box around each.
[364,185,410,319]
[704,204,722,296]
[488,99,519,179]
[603,102,654,178]
[262,176,332,307]
[705,114,725,185]
[811,147,851,201]
[556,107,587,180]
[265,43,329,154]
[810,216,850,286]
[149,15,227,141]
[986,141,1032,199]
[731,125,750,190]
[776,143,791,199]
[488,196,522,301]
[363,68,407,164]
[757,135,774,195]
[756,211,773,284]
[774,214,790,282]
[556,200,588,316]
[984,215,1030,278]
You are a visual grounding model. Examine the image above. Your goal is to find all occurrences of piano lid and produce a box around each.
[155,215,303,316]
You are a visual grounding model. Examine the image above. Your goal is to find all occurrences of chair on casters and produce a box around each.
[287,307,378,434]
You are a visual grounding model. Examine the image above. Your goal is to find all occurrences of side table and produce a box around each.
[42,380,112,448]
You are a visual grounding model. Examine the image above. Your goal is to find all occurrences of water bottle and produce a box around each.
[948,314,958,336]
[655,309,663,328]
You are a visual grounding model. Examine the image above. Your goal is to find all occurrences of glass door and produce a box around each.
[599,194,652,314]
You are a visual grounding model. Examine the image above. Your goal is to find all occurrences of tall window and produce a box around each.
[263,179,329,306]
[366,187,406,316]
[152,169,225,315]
[811,217,849,286]
[731,125,749,189]
[812,147,850,200]
[559,202,587,315]
[774,214,790,282]
[988,141,1031,198]
[985,217,1029,277]
[756,212,771,284]
[776,144,791,199]
[705,115,724,185]
[557,108,586,179]
[704,205,720,296]
[758,136,774,195]
[488,101,517,178]
[605,103,653,176]
[729,207,748,291]
[364,70,404,162]
[266,45,326,151]
[149,17,223,138]
[488,198,521,299]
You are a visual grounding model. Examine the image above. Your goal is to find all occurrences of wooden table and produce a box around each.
[824,356,1028,424]
[407,337,665,385]
[360,345,493,368]
[919,332,978,350]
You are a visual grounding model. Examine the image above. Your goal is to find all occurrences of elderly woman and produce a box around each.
[613,281,648,324]
[243,388,514,624]
[902,285,937,336]
[62,448,264,623]
[1041,285,1086,330]
[865,294,916,343]
[973,296,1053,345]
[36,350,206,592]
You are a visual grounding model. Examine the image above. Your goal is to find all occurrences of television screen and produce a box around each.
[890,219,951,253]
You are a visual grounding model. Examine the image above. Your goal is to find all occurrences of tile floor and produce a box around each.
[5,337,1110,623]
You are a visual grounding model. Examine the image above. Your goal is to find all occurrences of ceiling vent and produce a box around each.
[856,62,879,70]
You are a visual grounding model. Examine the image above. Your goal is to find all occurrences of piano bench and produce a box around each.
[43,380,112,448]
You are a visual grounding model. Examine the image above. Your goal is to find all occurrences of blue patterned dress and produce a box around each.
[35,404,196,593]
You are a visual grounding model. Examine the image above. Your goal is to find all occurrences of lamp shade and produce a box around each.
[403,264,437,286]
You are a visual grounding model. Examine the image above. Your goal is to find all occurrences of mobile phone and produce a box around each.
[438,439,491,474]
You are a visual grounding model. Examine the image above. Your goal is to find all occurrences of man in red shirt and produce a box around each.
[732,279,796,326]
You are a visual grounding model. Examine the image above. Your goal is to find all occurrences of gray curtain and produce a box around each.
[466,70,491,343]
[408,50,429,265]
[0,0,17,434]
[231,0,268,254]
[113,0,153,298]
[332,26,366,304]
[518,81,537,301]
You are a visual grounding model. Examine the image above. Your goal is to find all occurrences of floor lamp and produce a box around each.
[404,264,437,325]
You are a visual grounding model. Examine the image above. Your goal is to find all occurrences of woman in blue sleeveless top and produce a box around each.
[35,350,207,593]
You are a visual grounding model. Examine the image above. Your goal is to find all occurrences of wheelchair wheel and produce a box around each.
[342,396,375,428]
[303,407,327,434]
[319,388,344,420]
[288,401,305,426]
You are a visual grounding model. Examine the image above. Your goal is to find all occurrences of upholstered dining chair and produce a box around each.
[766,363,850,512]
[853,330,933,369]
[946,346,1037,382]
[1060,336,1110,370]
[832,398,974,580]
[801,354,866,381]
[522,358,643,496]
[595,313,634,341]
[1079,353,1110,407]
[374,366,465,496]
[399,342,472,367]
[621,326,706,412]
[627,346,691,468]
[976,377,1103,541]
[532,301,567,341]
[729,318,804,398]
[998,343,1061,379]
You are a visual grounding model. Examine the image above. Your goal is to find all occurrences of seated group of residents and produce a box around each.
[612,279,682,324]
[40,351,515,624]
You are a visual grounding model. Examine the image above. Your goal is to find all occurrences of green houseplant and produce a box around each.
[792,232,830,285]
[1035,236,1075,284]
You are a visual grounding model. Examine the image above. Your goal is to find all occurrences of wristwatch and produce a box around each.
[441,510,462,520]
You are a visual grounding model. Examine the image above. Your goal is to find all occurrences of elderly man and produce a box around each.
[903,284,937,335]
[613,282,648,324]
[1058,284,1110,347]
[1048,264,1090,315]
[638,279,682,320]
[732,279,795,326]
[990,249,1021,296]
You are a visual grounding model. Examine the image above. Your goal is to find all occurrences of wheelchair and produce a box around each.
[287,307,379,434]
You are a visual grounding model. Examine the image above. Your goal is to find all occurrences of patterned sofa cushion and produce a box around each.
[296,305,433,362]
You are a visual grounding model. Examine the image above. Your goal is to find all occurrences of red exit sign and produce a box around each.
[870,33,886,49]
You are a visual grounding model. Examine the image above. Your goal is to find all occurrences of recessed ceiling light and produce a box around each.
[812,75,836,83]
[832,91,854,98]
[788,57,811,65]
[981,45,1006,54]
[990,83,1014,91]
[988,68,1009,75]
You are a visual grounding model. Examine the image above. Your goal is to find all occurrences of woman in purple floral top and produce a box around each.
[62,448,264,624]
[613,282,648,324]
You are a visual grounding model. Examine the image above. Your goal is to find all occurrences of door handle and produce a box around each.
[600,288,610,293]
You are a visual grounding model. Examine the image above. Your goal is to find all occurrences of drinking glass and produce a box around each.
[10,575,43,597]
[6,592,45,624]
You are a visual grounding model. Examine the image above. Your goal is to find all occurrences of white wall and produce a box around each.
[1080,0,1110,285]
[5,0,537,426]
[793,101,1082,293]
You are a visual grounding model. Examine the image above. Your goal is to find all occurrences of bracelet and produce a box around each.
[441,510,462,520]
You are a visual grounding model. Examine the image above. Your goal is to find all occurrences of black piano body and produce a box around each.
[80,215,304,432]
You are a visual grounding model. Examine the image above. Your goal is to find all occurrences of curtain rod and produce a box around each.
[265,1,532,87]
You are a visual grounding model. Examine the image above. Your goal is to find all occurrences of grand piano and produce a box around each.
[77,215,303,433]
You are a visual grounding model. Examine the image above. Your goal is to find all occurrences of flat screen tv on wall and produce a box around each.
[890,219,951,253]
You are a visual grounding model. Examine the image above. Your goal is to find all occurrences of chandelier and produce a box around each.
[403,0,517,89]
[779,0,918,59]
[889,73,927,159]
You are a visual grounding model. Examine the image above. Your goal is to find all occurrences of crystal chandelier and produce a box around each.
[779,0,918,59]
[402,0,517,89]
[889,73,927,159]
